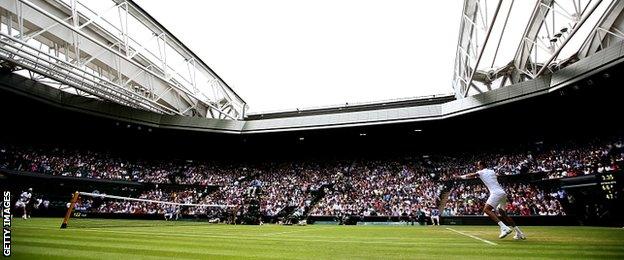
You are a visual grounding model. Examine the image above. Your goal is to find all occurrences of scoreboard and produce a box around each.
[599,172,621,200]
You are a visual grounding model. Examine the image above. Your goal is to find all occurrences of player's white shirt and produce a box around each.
[20,191,32,202]
[477,168,505,195]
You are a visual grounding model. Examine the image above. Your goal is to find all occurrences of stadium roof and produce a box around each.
[135,0,622,113]
[0,0,622,118]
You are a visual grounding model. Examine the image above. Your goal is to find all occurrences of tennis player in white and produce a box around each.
[16,188,33,219]
[459,160,526,240]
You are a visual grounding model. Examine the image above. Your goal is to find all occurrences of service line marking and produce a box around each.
[445,227,498,246]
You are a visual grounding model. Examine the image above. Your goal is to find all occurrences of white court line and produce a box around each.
[262,227,330,236]
[445,228,498,246]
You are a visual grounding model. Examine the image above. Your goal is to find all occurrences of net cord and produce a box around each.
[78,192,235,208]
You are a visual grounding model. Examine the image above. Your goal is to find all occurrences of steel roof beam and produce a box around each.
[535,0,604,77]
[453,0,504,98]
[0,0,246,119]
[578,0,624,58]
[511,0,555,83]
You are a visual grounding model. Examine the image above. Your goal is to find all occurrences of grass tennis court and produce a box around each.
[11,218,624,259]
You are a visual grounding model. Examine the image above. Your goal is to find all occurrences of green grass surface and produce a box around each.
[10,218,624,259]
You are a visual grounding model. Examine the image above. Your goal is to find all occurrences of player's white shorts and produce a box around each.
[485,192,507,209]
[15,201,26,208]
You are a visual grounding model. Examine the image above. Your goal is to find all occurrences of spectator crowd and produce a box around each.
[2,136,623,218]
[310,160,443,217]
[443,183,566,216]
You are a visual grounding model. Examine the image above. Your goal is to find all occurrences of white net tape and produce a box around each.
[79,192,235,208]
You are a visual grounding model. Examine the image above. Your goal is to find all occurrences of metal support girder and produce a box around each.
[462,0,503,98]
[0,33,173,113]
[511,0,555,83]
[453,0,504,98]
[450,0,619,99]
[93,0,245,119]
[535,0,604,77]
[490,0,515,68]
[1,0,204,115]
[578,0,624,58]
[117,0,247,119]
[453,0,479,99]
[0,0,247,119]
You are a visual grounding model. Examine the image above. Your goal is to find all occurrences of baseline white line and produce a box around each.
[445,228,498,246]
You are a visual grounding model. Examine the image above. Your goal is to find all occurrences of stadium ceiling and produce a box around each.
[453,0,624,98]
[1,1,622,120]
[0,0,247,119]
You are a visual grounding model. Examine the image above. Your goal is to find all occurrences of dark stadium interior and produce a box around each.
[1,61,623,227]
[1,62,622,160]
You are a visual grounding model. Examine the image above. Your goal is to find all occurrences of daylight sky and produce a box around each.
[133,0,462,113]
[133,0,607,113]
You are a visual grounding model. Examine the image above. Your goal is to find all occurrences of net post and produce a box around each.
[60,191,80,229]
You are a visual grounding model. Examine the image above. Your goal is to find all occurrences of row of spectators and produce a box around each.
[310,160,443,217]
[3,137,623,217]
[0,139,624,185]
[443,183,566,216]
[1,138,622,184]
[75,162,566,218]
[201,162,348,217]
[533,141,622,179]
[433,138,624,180]
[78,188,207,215]
[0,146,242,185]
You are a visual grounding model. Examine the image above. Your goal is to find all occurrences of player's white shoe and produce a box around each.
[513,232,526,240]
[499,226,512,239]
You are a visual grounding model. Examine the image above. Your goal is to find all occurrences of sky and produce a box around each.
[133,0,463,113]
[131,0,607,113]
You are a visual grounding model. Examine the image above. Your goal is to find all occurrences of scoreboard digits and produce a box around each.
[599,172,619,200]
